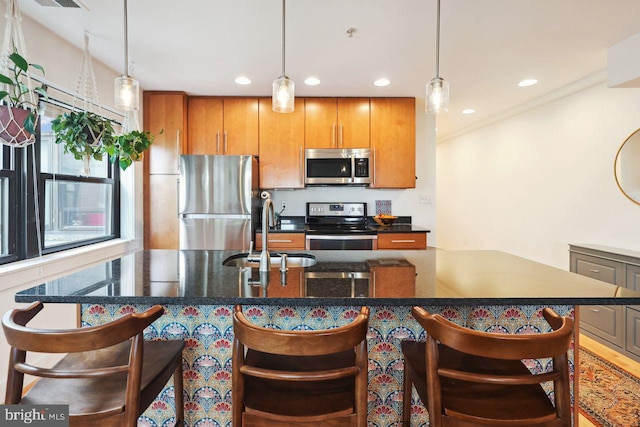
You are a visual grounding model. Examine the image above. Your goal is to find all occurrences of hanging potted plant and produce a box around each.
[105,129,159,171]
[51,110,115,174]
[0,51,47,146]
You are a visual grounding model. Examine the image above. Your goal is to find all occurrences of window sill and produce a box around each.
[0,238,142,293]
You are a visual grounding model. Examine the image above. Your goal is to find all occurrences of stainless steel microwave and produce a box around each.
[304,148,371,185]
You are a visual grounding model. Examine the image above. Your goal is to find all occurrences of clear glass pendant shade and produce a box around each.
[272,76,295,113]
[426,77,449,114]
[115,75,139,111]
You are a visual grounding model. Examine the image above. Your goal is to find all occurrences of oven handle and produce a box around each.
[305,235,378,241]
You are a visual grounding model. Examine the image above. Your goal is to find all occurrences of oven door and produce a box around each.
[304,271,370,297]
[306,234,378,250]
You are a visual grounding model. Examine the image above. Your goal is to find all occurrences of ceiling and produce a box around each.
[15,0,640,139]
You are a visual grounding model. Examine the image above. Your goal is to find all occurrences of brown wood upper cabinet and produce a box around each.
[305,98,370,149]
[258,98,305,189]
[370,98,416,188]
[144,92,188,175]
[188,97,259,156]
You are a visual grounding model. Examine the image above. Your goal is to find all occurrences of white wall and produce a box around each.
[271,100,438,245]
[437,79,640,269]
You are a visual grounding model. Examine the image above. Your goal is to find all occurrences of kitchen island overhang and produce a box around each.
[13,249,639,427]
[14,249,640,306]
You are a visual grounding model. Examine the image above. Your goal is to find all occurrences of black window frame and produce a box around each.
[0,100,122,265]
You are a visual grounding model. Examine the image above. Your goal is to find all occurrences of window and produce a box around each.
[0,98,121,265]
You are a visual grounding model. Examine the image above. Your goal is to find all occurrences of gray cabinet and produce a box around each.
[570,244,640,362]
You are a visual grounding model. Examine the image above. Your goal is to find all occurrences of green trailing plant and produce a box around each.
[51,111,115,161]
[105,129,161,171]
[0,51,47,133]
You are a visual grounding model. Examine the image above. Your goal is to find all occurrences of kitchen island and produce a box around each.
[15,249,640,427]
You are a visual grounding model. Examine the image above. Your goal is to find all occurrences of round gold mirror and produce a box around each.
[614,128,640,206]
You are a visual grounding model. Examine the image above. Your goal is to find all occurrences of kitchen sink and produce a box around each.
[222,252,317,268]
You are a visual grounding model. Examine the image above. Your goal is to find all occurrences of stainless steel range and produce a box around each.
[305,202,377,250]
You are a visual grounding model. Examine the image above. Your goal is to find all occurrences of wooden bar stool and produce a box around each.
[232,305,370,427]
[402,307,573,427]
[2,301,185,427]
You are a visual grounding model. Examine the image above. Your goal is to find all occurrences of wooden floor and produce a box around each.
[578,334,640,426]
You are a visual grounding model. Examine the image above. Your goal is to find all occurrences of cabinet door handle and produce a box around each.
[269,239,293,243]
[216,131,220,153]
[340,124,344,147]
[391,239,416,243]
[589,308,600,313]
[224,131,228,154]
[332,124,336,147]
[176,130,181,172]
[372,146,377,186]
[299,146,304,186]
[589,269,600,273]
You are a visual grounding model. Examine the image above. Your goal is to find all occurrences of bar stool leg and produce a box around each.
[403,356,413,426]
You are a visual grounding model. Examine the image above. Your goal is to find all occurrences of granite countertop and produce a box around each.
[15,249,640,306]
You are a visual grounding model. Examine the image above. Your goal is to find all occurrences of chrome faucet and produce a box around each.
[260,191,275,272]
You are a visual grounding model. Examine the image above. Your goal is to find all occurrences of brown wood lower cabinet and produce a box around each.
[370,260,416,297]
[148,175,180,249]
[377,233,427,250]
[266,269,303,298]
[255,233,305,251]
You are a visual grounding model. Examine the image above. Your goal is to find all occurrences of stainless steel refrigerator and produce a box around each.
[179,155,260,250]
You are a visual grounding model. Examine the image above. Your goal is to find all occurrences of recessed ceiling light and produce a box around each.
[374,78,390,87]
[304,77,321,86]
[462,108,476,114]
[235,76,252,85]
[518,79,538,87]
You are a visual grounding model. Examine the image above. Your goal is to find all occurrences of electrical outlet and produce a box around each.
[419,195,432,204]
[281,201,287,211]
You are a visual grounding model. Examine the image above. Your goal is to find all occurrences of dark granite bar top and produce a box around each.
[15,249,640,306]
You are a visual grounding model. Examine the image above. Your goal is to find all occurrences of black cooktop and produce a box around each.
[305,202,375,234]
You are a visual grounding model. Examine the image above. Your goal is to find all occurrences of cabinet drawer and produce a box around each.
[255,233,305,250]
[573,253,624,285]
[377,233,427,250]
[580,305,624,347]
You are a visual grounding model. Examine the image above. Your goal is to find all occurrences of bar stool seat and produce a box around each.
[232,305,370,427]
[2,302,184,427]
[402,307,574,427]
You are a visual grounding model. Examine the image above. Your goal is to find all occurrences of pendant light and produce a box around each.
[272,0,294,113]
[114,0,139,111]
[426,0,449,114]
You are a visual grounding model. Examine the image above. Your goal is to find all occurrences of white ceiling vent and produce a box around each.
[33,0,86,9]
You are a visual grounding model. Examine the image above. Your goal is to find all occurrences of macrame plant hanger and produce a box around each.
[74,33,106,175]
[0,0,38,147]
[0,0,44,256]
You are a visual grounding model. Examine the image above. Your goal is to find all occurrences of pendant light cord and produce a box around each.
[281,0,286,77]
[435,0,440,79]
[123,0,129,77]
